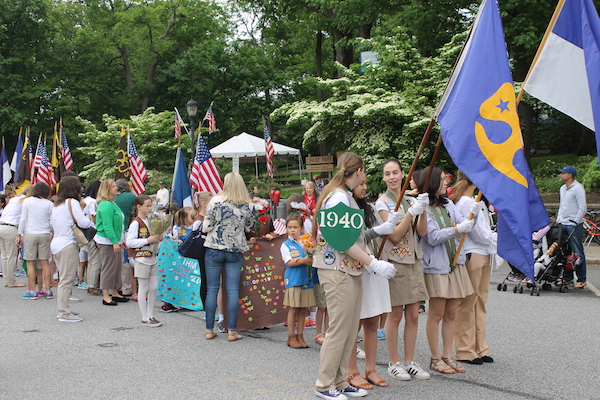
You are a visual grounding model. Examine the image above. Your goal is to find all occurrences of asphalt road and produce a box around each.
[1,259,599,400]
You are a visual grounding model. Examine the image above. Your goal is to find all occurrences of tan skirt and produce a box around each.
[284,286,316,308]
[424,264,474,299]
[389,259,430,306]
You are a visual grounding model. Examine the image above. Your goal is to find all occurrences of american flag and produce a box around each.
[190,134,223,195]
[61,127,73,170]
[128,134,147,195]
[203,103,216,134]
[174,107,184,139]
[263,119,274,178]
[33,138,51,186]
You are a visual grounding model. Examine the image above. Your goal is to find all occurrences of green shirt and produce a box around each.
[96,200,125,244]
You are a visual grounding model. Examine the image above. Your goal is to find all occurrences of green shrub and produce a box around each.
[580,157,600,191]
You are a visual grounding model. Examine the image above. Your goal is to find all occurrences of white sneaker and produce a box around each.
[356,347,366,359]
[340,385,368,397]
[58,314,83,322]
[404,361,431,380]
[315,389,348,400]
[388,361,411,380]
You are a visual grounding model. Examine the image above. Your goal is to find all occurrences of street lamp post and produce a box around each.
[186,98,198,148]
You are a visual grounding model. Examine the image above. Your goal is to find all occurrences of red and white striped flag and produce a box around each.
[128,133,147,195]
[61,127,74,170]
[33,137,51,186]
[190,134,223,195]
[263,119,274,178]
[174,107,185,139]
[203,103,216,134]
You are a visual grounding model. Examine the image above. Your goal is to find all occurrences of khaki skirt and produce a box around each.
[284,286,316,308]
[389,259,430,306]
[424,264,474,299]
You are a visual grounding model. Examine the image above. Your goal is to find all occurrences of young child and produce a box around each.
[126,195,164,327]
[172,206,196,243]
[280,215,315,349]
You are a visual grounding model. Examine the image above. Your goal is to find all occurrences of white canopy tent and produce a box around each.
[210,132,304,179]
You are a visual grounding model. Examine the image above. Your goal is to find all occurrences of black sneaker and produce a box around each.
[340,385,367,398]
[161,303,179,313]
[480,355,494,363]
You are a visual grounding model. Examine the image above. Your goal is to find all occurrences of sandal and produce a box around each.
[430,358,456,374]
[442,357,466,373]
[315,333,325,345]
[205,331,217,340]
[348,373,372,390]
[228,332,243,342]
[365,370,388,387]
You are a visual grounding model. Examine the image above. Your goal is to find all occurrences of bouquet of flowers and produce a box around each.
[300,233,316,256]
[147,212,173,252]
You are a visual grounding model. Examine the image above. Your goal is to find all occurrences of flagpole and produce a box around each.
[516,0,566,103]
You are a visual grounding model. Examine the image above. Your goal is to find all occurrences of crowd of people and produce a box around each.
[0,156,588,400]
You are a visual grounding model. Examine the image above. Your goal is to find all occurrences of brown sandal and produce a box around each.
[442,357,466,373]
[205,331,217,340]
[365,370,388,387]
[430,358,456,374]
[348,373,372,390]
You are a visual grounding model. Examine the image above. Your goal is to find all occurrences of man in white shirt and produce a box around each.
[156,182,169,208]
[556,166,587,289]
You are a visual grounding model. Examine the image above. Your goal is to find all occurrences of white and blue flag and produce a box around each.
[524,0,600,154]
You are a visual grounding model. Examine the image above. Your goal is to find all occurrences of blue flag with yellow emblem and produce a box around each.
[436,0,549,280]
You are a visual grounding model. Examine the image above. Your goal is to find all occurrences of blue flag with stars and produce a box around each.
[436,0,549,280]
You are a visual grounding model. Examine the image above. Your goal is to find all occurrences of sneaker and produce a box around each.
[22,290,38,300]
[15,270,20,277]
[340,385,367,398]
[132,294,139,302]
[377,328,386,340]
[419,304,426,313]
[507,272,525,283]
[57,312,81,318]
[356,347,366,359]
[315,389,348,400]
[142,318,163,327]
[161,303,179,313]
[214,311,220,321]
[404,361,431,380]
[315,333,325,345]
[217,320,225,333]
[69,296,82,302]
[77,282,88,290]
[575,281,587,289]
[58,314,83,322]
[388,361,411,380]
[45,290,54,299]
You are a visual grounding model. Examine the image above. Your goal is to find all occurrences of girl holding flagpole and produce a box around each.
[414,167,475,375]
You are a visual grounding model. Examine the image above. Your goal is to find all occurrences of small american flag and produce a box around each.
[263,119,274,179]
[532,225,551,242]
[190,134,223,195]
[273,218,287,236]
[203,103,216,134]
[61,127,74,170]
[174,107,184,139]
[128,134,147,195]
[34,138,51,186]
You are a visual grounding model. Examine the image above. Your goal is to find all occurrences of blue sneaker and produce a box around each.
[45,290,54,299]
[15,270,20,277]
[340,385,367,397]
[315,389,348,400]
[78,282,89,290]
[377,328,386,340]
[23,290,38,300]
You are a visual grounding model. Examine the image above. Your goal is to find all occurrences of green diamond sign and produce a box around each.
[318,202,364,253]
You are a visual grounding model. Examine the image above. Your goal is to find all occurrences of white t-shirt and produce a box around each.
[156,188,169,206]
[18,197,53,235]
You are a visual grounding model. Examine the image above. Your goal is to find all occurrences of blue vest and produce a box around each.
[283,238,313,289]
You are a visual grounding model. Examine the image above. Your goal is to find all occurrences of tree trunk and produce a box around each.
[141,55,161,112]
[120,46,134,93]
[357,24,372,39]
[333,29,353,77]
[316,30,323,102]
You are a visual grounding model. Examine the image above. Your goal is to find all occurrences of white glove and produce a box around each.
[366,258,397,279]
[469,201,483,220]
[407,193,429,216]
[456,219,475,233]
[373,211,400,236]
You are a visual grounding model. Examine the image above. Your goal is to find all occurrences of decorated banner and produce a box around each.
[157,238,203,311]
[236,235,288,331]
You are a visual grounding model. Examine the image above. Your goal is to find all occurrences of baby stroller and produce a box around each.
[497,225,550,294]
[530,224,580,296]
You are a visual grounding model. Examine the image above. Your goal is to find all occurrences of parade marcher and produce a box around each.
[83,181,103,295]
[0,185,32,288]
[114,178,136,298]
[556,166,587,288]
[17,182,54,299]
[126,194,164,327]
[449,171,496,365]
[203,172,255,342]
[313,152,398,400]
[94,179,128,306]
[414,167,475,375]
[375,160,431,381]
[52,176,95,322]
[155,181,169,208]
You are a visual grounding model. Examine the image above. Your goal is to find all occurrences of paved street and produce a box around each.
[1,249,599,400]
